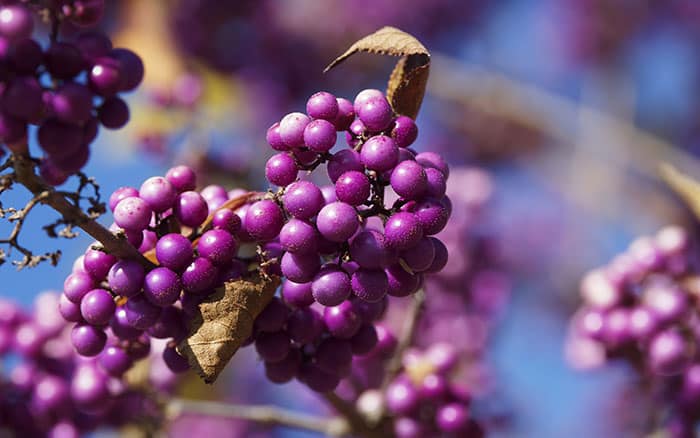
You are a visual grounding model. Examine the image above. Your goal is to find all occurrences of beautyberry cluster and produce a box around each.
[381,343,484,438]
[238,89,450,391]
[0,293,170,437]
[567,226,700,435]
[0,1,142,184]
[60,165,252,376]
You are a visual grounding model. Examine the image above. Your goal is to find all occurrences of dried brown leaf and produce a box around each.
[325,26,430,119]
[659,163,700,219]
[177,273,281,384]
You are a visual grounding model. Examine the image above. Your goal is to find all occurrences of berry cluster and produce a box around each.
[0,1,142,184]
[236,89,450,391]
[260,89,450,304]
[567,226,700,435]
[381,344,484,438]
[0,293,169,436]
[60,165,253,376]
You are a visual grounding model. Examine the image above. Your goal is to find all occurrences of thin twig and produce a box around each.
[9,154,154,268]
[321,393,385,438]
[166,398,349,436]
[381,288,426,390]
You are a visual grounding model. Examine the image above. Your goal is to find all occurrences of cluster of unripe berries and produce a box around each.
[0,1,142,184]
[0,293,169,437]
[568,226,700,435]
[60,165,251,377]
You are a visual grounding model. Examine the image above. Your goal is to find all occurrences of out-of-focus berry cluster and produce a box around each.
[0,293,171,436]
[0,1,142,184]
[567,226,700,435]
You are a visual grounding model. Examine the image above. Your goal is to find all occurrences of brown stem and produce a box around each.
[166,398,349,436]
[380,288,426,391]
[10,154,154,268]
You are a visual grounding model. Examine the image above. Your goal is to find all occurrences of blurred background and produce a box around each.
[5,0,700,436]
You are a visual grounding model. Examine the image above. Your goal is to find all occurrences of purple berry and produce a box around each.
[324,301,361,339]
[125,295,162,330]
[436,403,470,433]
[71,324,106,357]
[255,331,291,363]
[280,252,320,283]
[304,119,337,152]
[244,200,284,241]
[266,122,288,151]
[287,307,324,344]
[311,264,351,306]
[391,116,418,148]
[109,187,139,211]
[333,98,355,131]
[174,191,208,228]
[98,96,129,129]
[139,176,177,213]
[401,237,436,272]
[197,229,238,265]
[327,149,364,182]
[98,346,132,377]
[360,135,399,172]
[80,289,115,325]
[357,94,393,132]
[156,233,193,271]
[182,257,218,294]
[143,267,181,307]
[279,219,319,254]
[114,196,152,231]
[165,165,197,192]
[316,338,353,376]
[335,171,370,206]
[306,91,339,120]
[351,269,388,302]
[63,272,95,303]
[386,378,419,415]
[390,160,427,200]
[279,112,310,147]
[386,264,421,297]
[415,152,449,178]
[283,180,324,220]
[384,212,423,250]
[316,202,359,242]
[265,153,298,187]
[281,280,314,307]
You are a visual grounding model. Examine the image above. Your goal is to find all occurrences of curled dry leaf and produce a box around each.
[177,273,281,384]
[325,26,430,119]
[659,163,700,220]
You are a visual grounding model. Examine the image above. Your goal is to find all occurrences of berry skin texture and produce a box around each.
[360,135,399,172]
[244,200,284,241]
[283,181,324,220]
[390,160,427,200]
[327,149,364,183]
[113,196,152,231]
[265,153,298,187]
[79,289,115,326]
[384,212,424,250]
[306,91,339,120]
[155,233,193,272]
[174,191,209,228]
[391,116,418,148]
[279,219,319,254]
[351,269,389,303]
[143,267,181,307]
[311,264,351,306]
[335,171,370,206]
[316,202,359,242]
[304,119,337,152]
[279,112,310,147]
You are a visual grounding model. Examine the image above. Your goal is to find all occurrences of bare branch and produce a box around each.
[165,398,349,437]
[8,154,154,268]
